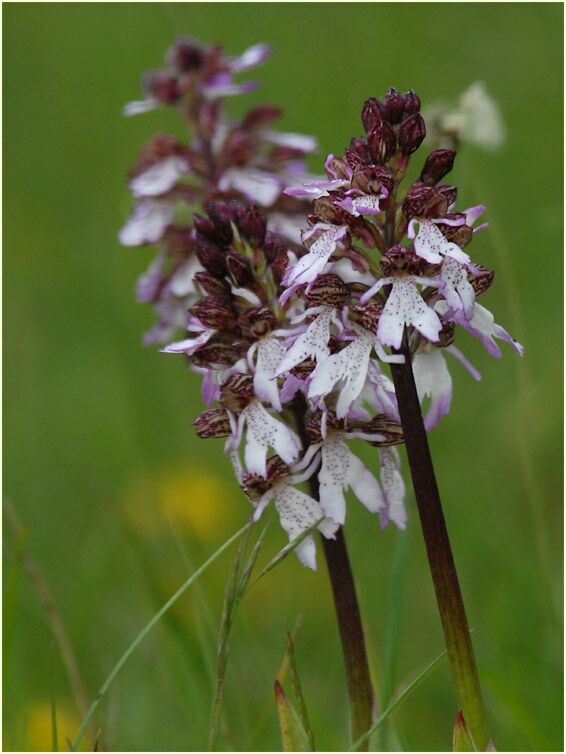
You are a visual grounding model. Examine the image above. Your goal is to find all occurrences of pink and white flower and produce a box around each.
[361,276,443,350]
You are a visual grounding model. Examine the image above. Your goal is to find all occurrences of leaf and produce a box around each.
[284,632,315,750]
[70,521,252,752]
[453,711,475,751]
[274,680,313,752]
[249,518,323,587]
[349,648,448,751]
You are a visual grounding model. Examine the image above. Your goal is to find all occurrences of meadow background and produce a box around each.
[3,3,563,751]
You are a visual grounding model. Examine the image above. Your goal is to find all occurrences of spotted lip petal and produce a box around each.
[253,336,286,410]
[282,224,348,289]
[413,220,471,265]
[308,328,375,419]
[242,401,301,478]
[377,278,443,350]
[318,435,383,525]
[276,307,334,376]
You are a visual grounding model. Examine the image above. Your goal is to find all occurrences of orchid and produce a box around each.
[123,41,524,751]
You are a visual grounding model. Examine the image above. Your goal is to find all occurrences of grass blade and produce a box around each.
[70,521,252,752]
[349,648,448,751]
[274,680,313,752]
[284,631,315,750]
[248,518,323,588]
[208,526,253,750]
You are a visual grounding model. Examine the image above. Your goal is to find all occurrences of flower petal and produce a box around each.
[378,448,407,530]
[130,156,187,197]
[119,199,175,246]
[413,347,453,430]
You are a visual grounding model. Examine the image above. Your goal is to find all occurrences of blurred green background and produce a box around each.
[4,3,563,751]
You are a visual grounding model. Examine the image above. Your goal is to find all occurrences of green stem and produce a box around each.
[390,333,490,750]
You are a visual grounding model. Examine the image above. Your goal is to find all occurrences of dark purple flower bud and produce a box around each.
[167,36,204,72]
[312,196,347,225]
[242,456,289,499]
[402,185,447,219]
[351,301,383,333]
[238,306,276,339]
[220,373,254,411]
[438,322,456,348]
[193,214,217,239]
[398,113,426,155]
[190,295,236,330]
[379,244,423,276]
[195,236,227,277]
[238,206,266,247]
[368,121,397,164]
[261,233,285,265]
[403,90,421,115]
[193,407,232,439]
[470,265,495,296]
[361,97,384,133]
[242,105,282,130]
[194,271,231,297]
[437,217,473,248]
[420,149,456,185]
[325,155,351,181]
[289,356,316,381]
[345,138,371,168]
[304,274,350,308]
[226,250,253,287]
[382,87,405,124]
[351,166,394,195]
[192,336,245,368]
[437,184,458,207]
[270,251,289,285]
[144,71,181,105]
[207,201,235,245]
[357,417,404,447]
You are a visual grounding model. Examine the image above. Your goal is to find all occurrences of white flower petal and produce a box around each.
[347,453,383,513]
[130,156,187,198]
[318,436,350,524]
[378,448,407,530]
[440,257,475,319]
[169,256,202,297]
[243,402,301,477]
[123,98,159,116]
[119,199,175,246]
[413,348,453,431]
[219,167,282,207]
[253,337,286,410]
[377,278,442,349]
[276,308,333,375]
[273,485,326,570]
[308,329,373,419]
[263,130,318,152]
[414,220,470,265]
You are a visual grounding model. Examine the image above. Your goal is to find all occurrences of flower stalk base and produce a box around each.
[390,333,489,751]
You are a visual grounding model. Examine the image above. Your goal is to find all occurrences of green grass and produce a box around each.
[3,2,563,751]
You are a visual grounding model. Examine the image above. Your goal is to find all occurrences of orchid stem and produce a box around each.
[390,332,490,751]
[291,398,374,750]
[319,527,374,751]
